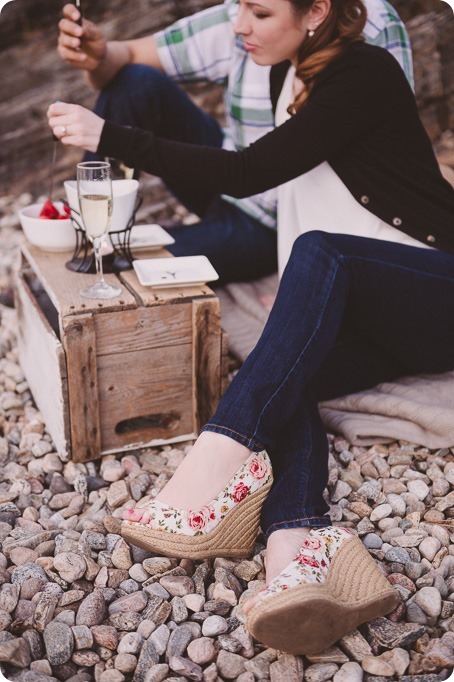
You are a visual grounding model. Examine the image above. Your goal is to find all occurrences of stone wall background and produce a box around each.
[0,0,452,206]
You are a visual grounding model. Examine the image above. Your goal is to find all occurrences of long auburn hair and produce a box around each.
[289,0,367,112]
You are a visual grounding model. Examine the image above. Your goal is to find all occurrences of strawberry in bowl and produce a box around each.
[39,199,72,220]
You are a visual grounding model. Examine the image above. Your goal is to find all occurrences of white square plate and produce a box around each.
[133,255,219,288]
[111,224,175,250]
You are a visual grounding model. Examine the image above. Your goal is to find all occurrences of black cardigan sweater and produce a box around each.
[98,41,454,253]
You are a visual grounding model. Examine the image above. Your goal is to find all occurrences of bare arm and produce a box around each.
[86,36,163,90]
[57,3,163,90]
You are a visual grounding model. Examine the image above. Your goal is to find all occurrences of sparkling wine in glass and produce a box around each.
[77,161,121,299]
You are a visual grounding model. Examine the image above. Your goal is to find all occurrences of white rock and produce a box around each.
[428,524,450,547]
[101,460,125,482]
[444,463,454,485]
[432,478,450,497]
[333,662,363,682]
[386,493,407,516]
[202,615,229,637]
[330,481,352,503]
[370,504,392,522]
[118,632,144,655]
[183,593,205,612]
[362,655,394,677]
[407,480,430,501]
[414,586,442,617]
[129,564,150,583]
[419,536,442,561]
[53,552,87,582]
[383,647,410,676]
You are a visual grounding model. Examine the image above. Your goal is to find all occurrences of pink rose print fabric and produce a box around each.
[123,450,272,536]
[233,482,249,503]
[187,506,216,531]
[259,527,356,600]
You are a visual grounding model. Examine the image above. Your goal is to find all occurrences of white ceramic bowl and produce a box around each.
[64,179,139,233]
[18,202,77,252]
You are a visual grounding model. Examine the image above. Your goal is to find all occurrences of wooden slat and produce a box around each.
[15,273,71,459]
[192,297,222,430]
[61,314,102,463]
[93,305,193,356]
[22,242,136,317]
[96,344,194,451]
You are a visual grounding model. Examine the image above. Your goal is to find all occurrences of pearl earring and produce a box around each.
[308,29,315,37]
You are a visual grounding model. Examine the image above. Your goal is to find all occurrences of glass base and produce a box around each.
[80,280,122,300]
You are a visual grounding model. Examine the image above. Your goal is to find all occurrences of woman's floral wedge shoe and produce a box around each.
[121,450,273,559]
[247,526,399,655]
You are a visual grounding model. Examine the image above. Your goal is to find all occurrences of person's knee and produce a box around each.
[292,230,331,257]
[288,231,345,273]
[93,64,171,127]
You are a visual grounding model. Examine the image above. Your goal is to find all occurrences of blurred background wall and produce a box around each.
[0,0,453,209]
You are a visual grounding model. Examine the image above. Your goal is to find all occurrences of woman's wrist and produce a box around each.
[87,41,129,89]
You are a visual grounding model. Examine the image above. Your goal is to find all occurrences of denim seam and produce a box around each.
[251,258,342,444]
[201,423,264,451]
[295,415,312,513]
[265,515,331,534]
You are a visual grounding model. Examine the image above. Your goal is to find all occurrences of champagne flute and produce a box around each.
[77,161,121,299]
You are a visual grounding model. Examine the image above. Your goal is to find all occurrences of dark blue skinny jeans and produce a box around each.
[87,65,277,284]
[202,231,454,539]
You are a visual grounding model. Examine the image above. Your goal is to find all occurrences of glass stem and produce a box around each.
[93,237,106,285]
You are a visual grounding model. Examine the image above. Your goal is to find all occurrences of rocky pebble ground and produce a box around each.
[0,194,453,682]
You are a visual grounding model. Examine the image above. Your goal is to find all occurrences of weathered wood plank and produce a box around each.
[93,305,193,356]
[15,272,71,459]
[22,242,136,318]
[97,344,194,450]
[192,297,222,430]
[61,314,102,463]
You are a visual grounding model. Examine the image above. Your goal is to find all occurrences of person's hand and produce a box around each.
[47,102,105,153]
[57,4,107,71]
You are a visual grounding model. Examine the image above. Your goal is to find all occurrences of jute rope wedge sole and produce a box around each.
[121,475,273,559]
[247,533,399,655]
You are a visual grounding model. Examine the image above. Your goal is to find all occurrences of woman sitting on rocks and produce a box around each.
[48,0,454,656]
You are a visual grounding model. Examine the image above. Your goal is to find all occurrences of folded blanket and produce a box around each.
[319,372,454,448]
[215,275,454,449]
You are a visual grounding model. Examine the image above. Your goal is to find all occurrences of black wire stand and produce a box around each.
[64,195,143,274]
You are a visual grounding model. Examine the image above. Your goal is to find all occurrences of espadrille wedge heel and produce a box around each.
[247,526,399,655]
[121,450,273,559]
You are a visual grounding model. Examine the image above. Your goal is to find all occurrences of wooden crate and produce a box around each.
[16,243,228,463]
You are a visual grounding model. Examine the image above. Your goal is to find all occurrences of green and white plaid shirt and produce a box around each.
[156,0,413,229]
